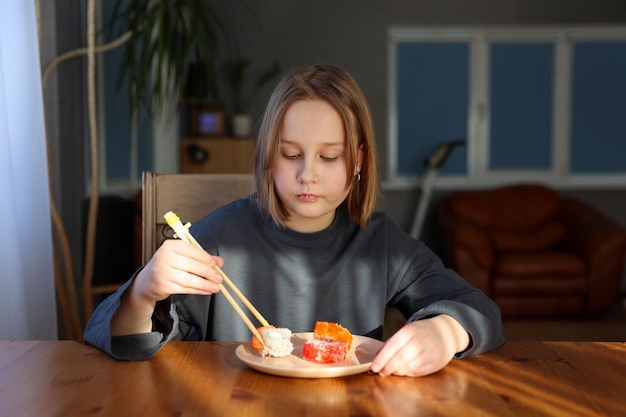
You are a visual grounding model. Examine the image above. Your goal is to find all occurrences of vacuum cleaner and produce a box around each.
[409,139,465,240]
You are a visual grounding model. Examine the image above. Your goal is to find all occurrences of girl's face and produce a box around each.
[274,99,359,233]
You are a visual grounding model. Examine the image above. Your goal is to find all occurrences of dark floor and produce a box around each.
[503,297,626,342]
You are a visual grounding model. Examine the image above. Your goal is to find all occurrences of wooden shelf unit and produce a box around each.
[180,137,255,174]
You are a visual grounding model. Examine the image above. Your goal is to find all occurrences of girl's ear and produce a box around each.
[356,144,364,173]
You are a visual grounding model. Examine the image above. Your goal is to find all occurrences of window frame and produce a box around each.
[386,25,626,190]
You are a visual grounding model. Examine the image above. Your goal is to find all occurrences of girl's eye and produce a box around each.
[279,152,340,161]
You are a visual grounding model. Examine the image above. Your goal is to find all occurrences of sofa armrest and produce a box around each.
[560,198,626,267]
[438,203,496,295]
[560,197,626,314]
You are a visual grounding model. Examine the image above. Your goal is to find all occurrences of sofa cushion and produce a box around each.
[496,251,587,276]
[495,276,587,295]
[490,221,567,252]
[446,184,561,231]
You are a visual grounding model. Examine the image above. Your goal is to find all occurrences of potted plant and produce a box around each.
[107,0,226,116]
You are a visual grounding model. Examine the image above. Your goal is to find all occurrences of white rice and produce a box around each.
[260,327,294,358]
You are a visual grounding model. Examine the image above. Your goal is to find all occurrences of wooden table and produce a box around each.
[1,340,625,417]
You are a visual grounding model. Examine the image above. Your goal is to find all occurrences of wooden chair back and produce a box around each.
[141,171,253,263]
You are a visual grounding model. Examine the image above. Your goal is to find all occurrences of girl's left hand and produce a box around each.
[370,315,470,377]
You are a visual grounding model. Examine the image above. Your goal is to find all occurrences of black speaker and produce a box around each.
[82,196,135,290]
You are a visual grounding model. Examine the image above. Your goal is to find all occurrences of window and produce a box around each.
[387,26,626,189]
[570,41,626,174]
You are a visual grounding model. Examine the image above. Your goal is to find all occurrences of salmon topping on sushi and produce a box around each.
[313,321,353,352]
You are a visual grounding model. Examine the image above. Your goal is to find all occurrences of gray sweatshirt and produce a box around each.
[84,195,504,360]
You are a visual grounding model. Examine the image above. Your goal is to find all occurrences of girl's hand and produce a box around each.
[133,239,225,305]
[370,315,470,377]
[111,239,224,336]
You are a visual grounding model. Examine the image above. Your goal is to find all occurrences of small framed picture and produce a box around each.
[188,104,226,136]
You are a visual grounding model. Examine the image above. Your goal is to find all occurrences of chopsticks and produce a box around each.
[164,211,270,346]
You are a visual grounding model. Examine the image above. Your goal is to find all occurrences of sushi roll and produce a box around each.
[302,321,354,364]
[313,321,353,352]
[302,340,346,364]
[252,326,294,358]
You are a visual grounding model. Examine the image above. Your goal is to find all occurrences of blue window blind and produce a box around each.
[489,43,554,170]
[396,42,468,177]
[571,41,626,173]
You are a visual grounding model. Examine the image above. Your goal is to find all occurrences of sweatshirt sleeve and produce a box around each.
[83,273,179,360]
[407,296,505,358]
[386,222,505,357]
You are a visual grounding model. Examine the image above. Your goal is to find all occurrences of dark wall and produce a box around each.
[213,0,626,178]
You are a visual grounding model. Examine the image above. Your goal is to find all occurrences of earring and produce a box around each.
[354,172,361,183]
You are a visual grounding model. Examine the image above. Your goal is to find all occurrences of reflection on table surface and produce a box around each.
[0,340,625,417]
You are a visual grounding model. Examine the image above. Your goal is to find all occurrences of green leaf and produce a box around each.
[107,0,224,117]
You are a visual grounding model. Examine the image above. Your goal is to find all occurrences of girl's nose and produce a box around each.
[297,158,319,184]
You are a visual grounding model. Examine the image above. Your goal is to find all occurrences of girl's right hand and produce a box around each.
[111,239,225,336]
[134,239,225,305]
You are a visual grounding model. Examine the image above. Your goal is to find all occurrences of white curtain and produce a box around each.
[0,2,58,339]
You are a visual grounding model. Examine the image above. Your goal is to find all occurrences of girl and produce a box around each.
[85,64,504,377]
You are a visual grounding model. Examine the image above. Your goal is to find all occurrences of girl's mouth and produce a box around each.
[298,193,318,202]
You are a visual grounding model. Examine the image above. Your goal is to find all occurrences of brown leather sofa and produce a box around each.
[438,184,626,318]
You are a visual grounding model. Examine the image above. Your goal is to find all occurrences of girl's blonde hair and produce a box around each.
[253,64,379,229]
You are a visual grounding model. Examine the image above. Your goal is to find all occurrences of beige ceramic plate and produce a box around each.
[235,332,383,378]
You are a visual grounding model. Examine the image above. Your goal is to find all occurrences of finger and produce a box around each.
[146,240,230,299]
[133,266,214,303]
[212,255,225,268]
[370,328,411,375]
[164,241,225,284]
[175,271,222,294]
[377,339,424,377]
[167,239,220,267]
